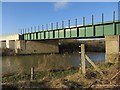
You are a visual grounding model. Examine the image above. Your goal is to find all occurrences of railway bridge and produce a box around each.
[1,13,120,63]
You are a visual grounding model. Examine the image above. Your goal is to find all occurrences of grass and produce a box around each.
[2,63,120,89]
[2,68,79,83]
[2,63,116,83]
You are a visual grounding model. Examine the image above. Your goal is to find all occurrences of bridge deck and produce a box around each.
[22,21,120,40]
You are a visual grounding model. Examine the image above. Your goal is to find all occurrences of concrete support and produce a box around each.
[5,40,15,49]
[9,40,15,49]
[0,41,6,48]
[6,40,9,48]
[15,40,59,54]
[105,35,119,63]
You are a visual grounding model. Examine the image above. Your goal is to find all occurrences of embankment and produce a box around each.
[2,63,120,89]
[1,48,15,56]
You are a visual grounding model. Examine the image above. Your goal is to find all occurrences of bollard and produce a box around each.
[31,67,34,80]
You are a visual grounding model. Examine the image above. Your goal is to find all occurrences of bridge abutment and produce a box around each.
[15,40,59,55]
[105,35,120,63]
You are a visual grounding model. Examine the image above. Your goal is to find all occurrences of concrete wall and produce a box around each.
[105,35,119,63]
[0,34,20,49]
[0,41,6,48]
[0,34,20,41]
[15,40,59,54]
[5,40,15,49]
[9,40,15,49]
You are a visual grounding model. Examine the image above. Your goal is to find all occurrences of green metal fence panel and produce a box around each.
[27,34,30,40]
[38,32,41,39]
[49,31,53,39]
[116,23,120,34]
[41,31,44,39]
[24,34,27,40]
[104,24,114,35]
[71,28,77,37]
[59,29,64,38]
[33,33,37,40]
[25,34,27,40]
[45,31,49,39]
[79,27,85,37]
[86,26,94,37]
[55,30,58,38]
[66,29,70,38]
[95,25,104,36]
[22,21,120,40]
[31,33,34,40]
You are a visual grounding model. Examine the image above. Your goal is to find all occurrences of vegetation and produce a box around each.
[2,63,120,89]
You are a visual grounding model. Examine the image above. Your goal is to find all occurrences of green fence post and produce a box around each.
[113,11,115,22]
[21,29,22,34]
[113,11,116,35]
[76,18,79,37]
[28,27,29,40]
[102,13,104,24]
[25,28,27,40]
[75,18,77,27]
[42,25,44,30]
[56,22,59,38]
[102,13,104,36]
[68,19,71,37]
[62,21,64,29]
[51,23,54,38]
[27,27,29,34]
[92,15,95,36]
[30,27,32,40]
[23,28,24,40]
[45,24,48,39]
[83,17,86,37]
[62,21,65,38]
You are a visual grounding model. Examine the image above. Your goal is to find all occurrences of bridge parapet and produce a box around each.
[21,21,120,41]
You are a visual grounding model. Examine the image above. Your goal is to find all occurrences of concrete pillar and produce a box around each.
[0,41,6,48]
[15,40,59,54]
[15,40,26,53]
[105,35,119,63]
[9,40,15,49]
[6,40,9,48]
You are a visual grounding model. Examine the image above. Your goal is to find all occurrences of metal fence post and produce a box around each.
[113,11,115,22]
[31,27,32,32]
[62,21,64,29]
[83,17,86,37]
[68,19,71,37]
[102,13,104,36]
[42,25,44,31]
[21,29,22,34]
[75,18,77,27]
[92,15,95,36]
[113,11,116,35]
[56,22,59,38]
[38,25,40,31]
[51,23,53,30]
